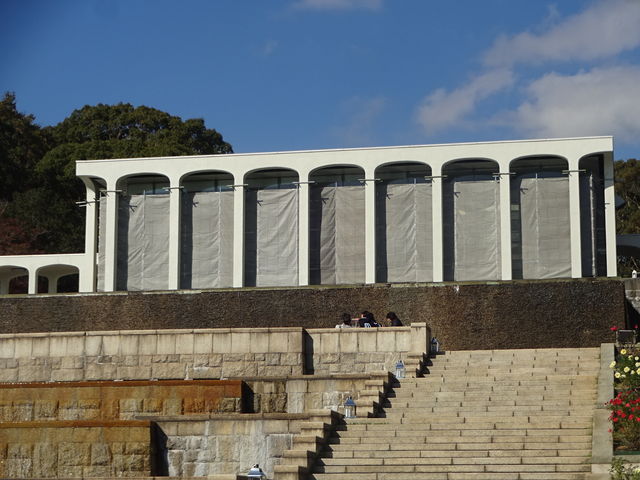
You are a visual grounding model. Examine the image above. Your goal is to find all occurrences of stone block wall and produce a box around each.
[0,380,243,422]
[157,415,322,479]
[0,325,426,386]
[0,328,304,383]
[0,421,151,478]
[283,373,390,413]
[305,324,428,375]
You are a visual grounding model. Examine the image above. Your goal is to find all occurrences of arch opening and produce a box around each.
[97,174,171,292]
[579,154,607,277]
[244,169,299,287]
[180,172,235,289]
[442,159,501,282]
[309,166,365,285]
[374,162,433,283]
[0,266,28,294]
[510,156,571,280]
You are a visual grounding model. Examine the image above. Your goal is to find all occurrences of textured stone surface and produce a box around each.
[0,422,151,478]
[0,278,624,349]
[0,380,243,421]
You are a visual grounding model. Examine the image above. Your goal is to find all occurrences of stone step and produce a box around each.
[391,388,596,398]
[384,399,595,408]
[379,406,595,415]
[309,470,588,480]
[348,417,592,432]
[313,464,591,474]
[392,380,598,389]
[318,456,590,466]
[334,427,593,438]
[324,441,592,452]
[326,448,591,459]
[327,434,591,445]
[348,413,593,423]
[409,375,598,383]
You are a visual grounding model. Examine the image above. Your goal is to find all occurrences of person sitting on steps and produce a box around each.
[335,312,353,328]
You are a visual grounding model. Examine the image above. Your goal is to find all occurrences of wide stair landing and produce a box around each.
[312,348,600,480]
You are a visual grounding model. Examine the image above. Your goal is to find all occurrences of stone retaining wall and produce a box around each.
[0,328,304,383]
[0,420,151,478]
[0,380,243,422]
[156,413,332,479]
[0,278,625,349]
[0,325,427,387]
[306,324,428,375]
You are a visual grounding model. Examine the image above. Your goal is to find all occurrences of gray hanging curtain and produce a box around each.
[376,182,432,282]
[309,185,365,284]
[116,194,170,291]
[513,173,571,279]
[443,176,501,281]
[180,190,234,289]
[97,198,107,292]
[244,187,298,287]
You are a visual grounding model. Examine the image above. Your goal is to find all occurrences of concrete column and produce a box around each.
[167,179,182,290]
[498,166,512,281]
[568,160,582,278]
[103,182,119,292]
[28,268,37,294]
[603,153,617,277]
[297,173,310,286]
[0,276,9,294]
[47,275,60,294]
[232,181,245,288]
[431,165,443,283]
[364,170,377,284]
[80,178,98,293]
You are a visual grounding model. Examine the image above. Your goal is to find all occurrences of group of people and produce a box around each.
[335,311,403,328]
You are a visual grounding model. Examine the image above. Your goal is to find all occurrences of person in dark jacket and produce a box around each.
[385,311,403,327]
[359,311,380,327]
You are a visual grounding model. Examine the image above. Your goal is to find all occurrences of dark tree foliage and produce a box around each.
[616,159,640,234]
[0,92,50,200]
[0,96,232,254]
[615,159,640,276]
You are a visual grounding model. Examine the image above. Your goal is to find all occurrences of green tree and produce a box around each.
[0,92,50,200]
[3,99,233,254]
[615,159,640,276]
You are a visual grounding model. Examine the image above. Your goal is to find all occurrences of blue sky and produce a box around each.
[2,0,640,159]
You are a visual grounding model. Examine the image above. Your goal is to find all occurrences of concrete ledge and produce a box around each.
[0,419,151,428]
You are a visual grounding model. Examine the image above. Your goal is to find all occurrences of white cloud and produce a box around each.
[505,66,640,141]
[334,96,386,146]
[416,69,514,134]
[484,0,640,67]
[262,40,279,56]
[293,0,382,11]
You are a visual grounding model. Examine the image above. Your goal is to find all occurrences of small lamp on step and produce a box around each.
[247,464,266,480]
[395,359,406,379]
[344,396,357,418]
[430,337,440,356]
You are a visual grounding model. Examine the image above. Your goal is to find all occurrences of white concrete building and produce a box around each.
[0,136,617,294]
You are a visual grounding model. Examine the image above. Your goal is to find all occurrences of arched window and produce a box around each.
[510,156,570,279]
[579,155,607,277]
[309,166,365,285]
[180,171,234,289]
[110,174,171,291]
[375,162,433,283]
[443,159,500,281]
[244,169,299,287]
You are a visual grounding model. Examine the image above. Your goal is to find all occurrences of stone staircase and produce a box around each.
[310,347,600,480]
